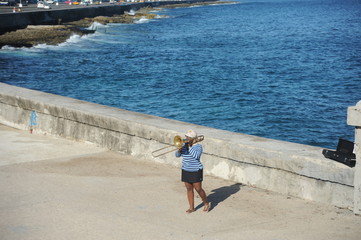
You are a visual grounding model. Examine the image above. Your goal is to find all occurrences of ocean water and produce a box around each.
[1,0,361,149]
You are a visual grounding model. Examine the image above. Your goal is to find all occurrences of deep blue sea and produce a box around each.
[1,0,361,149]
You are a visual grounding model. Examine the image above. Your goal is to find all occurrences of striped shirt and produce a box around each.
[175,143,203,172]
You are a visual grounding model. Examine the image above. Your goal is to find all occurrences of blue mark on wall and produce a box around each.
[29,111,37,133]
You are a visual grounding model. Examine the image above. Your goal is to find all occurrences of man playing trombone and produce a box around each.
[175,130,210,213]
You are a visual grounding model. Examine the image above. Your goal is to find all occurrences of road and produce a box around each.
[0,2,130,14]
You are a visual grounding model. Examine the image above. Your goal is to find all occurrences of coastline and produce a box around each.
[0,1,236,49]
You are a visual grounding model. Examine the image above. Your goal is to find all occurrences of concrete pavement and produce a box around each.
[1,124,361,240]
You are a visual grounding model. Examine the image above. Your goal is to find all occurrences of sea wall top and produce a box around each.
[0,82,354,187]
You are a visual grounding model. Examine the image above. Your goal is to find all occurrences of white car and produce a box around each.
[45,0,54,3]
[37,1,51,8]
[80,0,91,4]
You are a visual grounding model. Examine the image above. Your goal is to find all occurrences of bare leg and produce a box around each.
[193,182,210,212]
[184,182,195,213]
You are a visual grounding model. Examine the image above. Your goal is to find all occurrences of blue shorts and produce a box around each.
[181,169,203,183]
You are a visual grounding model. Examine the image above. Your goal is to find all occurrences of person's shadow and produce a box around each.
[195,183,242,212]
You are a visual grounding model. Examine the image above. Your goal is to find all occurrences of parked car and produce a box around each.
[65,1,79,5]
[80,0,91,5]
[37,0,51,8]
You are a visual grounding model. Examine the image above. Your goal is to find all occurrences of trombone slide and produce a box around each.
[151,135,183,157]
[151,135,204,157]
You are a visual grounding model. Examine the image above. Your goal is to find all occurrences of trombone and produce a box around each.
[152,135,204,157]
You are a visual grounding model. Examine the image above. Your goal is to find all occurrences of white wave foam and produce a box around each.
[60,34,84,45]
[0,44,43,55]
[155,14,169,19]
[0,34,87,53]
[1,45,18,51]
[0,43,52,53]
[87,21,108,31]
[134,17,151,24]
[31,34,83,50]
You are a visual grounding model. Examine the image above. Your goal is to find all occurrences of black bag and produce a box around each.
[322,139,356,167]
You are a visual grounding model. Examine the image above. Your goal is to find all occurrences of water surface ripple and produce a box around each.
[1,0,361,149]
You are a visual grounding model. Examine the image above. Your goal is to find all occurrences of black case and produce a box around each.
[322,139,356,168]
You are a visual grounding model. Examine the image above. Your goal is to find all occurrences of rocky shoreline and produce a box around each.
[0,1,236,49]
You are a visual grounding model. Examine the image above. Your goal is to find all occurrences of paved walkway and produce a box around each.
[1,124,360,240]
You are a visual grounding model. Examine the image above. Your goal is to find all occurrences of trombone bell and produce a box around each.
[152,135,184,157]
[174,135,183,148]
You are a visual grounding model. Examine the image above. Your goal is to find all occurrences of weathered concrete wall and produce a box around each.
[0,83,356,210]
[0,1,211,33]
[348,101,361,214]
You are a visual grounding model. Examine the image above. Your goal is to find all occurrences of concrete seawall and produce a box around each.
[1,82,359,212]
[0,1,211,33]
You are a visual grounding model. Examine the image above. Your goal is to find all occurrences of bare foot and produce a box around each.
[203,202,210,212]
[186,208,195,214]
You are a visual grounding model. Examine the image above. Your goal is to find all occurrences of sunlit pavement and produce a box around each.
[1,124,361,240]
